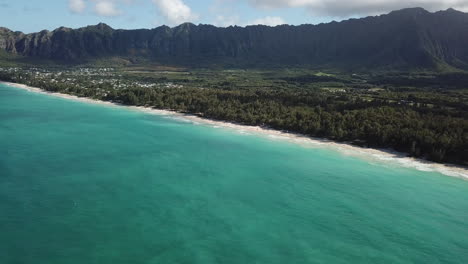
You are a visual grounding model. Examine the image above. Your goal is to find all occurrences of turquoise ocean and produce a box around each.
[1,83,467,264]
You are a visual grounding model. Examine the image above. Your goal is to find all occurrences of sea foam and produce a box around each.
[3,81,467,180]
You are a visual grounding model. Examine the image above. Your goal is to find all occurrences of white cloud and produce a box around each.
[248,16,286,26]
[247,0,468,16]
[214,15,241,27]
[152,0,198,25]
[94,0,122,17]
[69,0,86,13]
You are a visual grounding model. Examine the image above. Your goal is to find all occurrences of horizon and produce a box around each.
[1,6,464,33]
[1,0,468,33]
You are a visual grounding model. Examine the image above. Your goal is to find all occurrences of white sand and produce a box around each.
[3,81,467,180]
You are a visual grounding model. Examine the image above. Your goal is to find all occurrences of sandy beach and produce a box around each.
[2,81,467,180]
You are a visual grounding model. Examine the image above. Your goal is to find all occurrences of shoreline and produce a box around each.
[2,81,467,180]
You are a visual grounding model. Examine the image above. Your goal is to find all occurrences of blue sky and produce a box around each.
[0,0,466,33]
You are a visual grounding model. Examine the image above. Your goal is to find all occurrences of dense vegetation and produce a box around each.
[1,67,467,165]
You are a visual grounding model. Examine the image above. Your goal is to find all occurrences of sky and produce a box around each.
[0,0,468,33]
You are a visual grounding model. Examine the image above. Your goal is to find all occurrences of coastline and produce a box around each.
[2,81,467,180]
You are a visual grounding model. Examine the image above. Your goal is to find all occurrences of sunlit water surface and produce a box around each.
[1,84,467,264]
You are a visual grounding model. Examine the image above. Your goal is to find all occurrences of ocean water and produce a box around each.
[1,83,467,264]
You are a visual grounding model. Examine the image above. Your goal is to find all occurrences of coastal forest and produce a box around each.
[1,7,468,166]
[1,67,467,166]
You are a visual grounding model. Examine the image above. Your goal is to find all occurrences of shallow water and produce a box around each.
[1,84,467,264]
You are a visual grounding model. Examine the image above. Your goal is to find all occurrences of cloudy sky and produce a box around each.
[0,0,467,32]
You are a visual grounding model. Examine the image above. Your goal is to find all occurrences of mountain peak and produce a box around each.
[442,8,465,14]
[174,22,195,29]
[85,23,113,31]
[388,7,429,16]
[97,22,112,28]
[53,26,71,32]
[0,27,12,34]
[433,8,466,18]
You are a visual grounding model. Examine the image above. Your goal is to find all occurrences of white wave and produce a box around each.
[4,81,467,180]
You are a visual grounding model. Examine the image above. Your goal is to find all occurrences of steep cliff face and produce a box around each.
[2,8,468,69]
[0,27,19,53]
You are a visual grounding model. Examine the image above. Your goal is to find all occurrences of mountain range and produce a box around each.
[1,7,468,70]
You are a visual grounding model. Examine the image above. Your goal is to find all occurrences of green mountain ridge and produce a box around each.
[1,7,468,70]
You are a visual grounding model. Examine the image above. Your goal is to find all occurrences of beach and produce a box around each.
[2,80,467,180]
